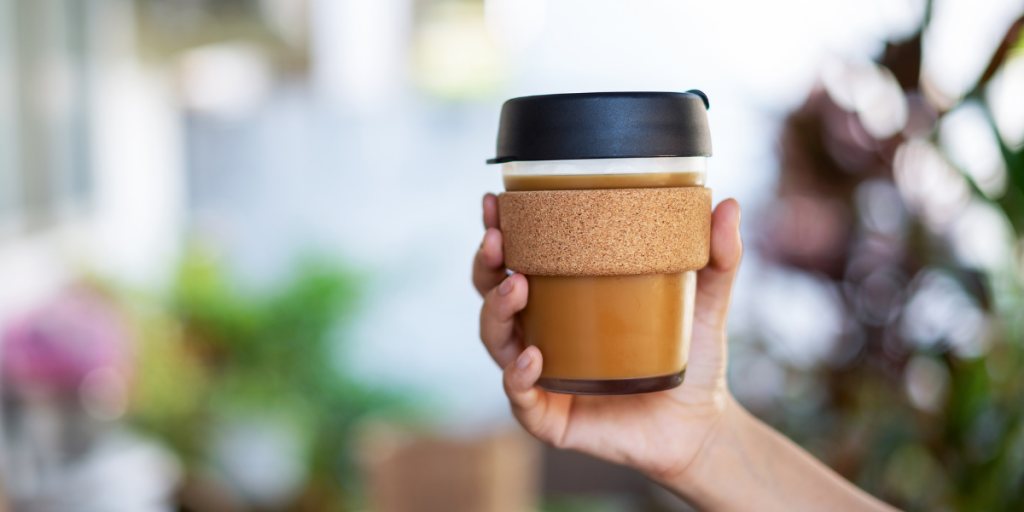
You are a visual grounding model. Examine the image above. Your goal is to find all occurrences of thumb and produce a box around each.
[684,199,742,392]
[694,198,742,334]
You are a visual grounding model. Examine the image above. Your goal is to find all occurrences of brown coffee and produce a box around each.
[503,173,702,393]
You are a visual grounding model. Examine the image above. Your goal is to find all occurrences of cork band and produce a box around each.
[498,187,712,277]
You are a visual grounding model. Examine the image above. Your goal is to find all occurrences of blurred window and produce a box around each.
[0,0,92,238]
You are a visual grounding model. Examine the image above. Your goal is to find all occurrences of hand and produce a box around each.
[472,192,743,482]
[474,192,898,512]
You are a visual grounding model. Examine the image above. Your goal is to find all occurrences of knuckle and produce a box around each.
[481,290,499,314]
[502,376,515,397]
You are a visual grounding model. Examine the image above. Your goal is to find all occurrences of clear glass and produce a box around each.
[502,157,707,395]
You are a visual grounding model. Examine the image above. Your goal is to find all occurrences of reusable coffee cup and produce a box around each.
[488,91,713,395]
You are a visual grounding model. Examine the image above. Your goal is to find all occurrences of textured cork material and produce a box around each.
[498,187,712,277]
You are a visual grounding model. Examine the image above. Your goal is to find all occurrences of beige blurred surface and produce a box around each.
[361,426,541,512]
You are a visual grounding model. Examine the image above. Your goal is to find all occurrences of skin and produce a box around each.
[473,194,899,512]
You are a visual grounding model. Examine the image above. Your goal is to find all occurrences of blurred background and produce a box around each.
[0,0,1023,510]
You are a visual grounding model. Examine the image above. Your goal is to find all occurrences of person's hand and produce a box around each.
[472,192,743,482]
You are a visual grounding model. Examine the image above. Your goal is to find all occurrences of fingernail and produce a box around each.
[516,350,532,370]
[498,275,515,295]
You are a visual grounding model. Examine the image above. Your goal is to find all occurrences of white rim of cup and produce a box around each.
[501,156,707,177]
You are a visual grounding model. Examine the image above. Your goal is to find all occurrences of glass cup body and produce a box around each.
[502,157,706,394]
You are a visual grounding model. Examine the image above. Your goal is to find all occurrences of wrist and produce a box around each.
[650,395,756,506]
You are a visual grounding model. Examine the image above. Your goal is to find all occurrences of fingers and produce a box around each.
[480,273,529,368]
[503,346,544,411]
[473,194,506,297]
[503,346,571,447]
[474,228,507,296]
[483,193,500,230]
[693,199,743,334]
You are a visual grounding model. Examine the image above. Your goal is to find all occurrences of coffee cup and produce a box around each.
[488,91,713,395]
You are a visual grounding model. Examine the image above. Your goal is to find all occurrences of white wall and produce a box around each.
[0,0,184,324]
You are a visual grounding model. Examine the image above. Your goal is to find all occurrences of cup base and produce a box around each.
[536,371,684,396]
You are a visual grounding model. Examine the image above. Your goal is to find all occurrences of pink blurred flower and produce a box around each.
[2,288,132,394]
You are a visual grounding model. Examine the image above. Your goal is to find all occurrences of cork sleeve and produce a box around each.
[498,187,712,277]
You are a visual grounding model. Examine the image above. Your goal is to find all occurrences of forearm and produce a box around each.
[659,398,897,512]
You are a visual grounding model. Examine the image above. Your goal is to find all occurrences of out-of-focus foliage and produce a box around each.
[755,8,1024,511]
[136,0,301,54]
[125,248,407,510]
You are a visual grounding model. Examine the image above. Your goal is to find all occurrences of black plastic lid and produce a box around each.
[487,90,711,164]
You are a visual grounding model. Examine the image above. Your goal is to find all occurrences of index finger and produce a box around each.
[473,228,506,296]
[473,194,507,296]
[483,193,500,229]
